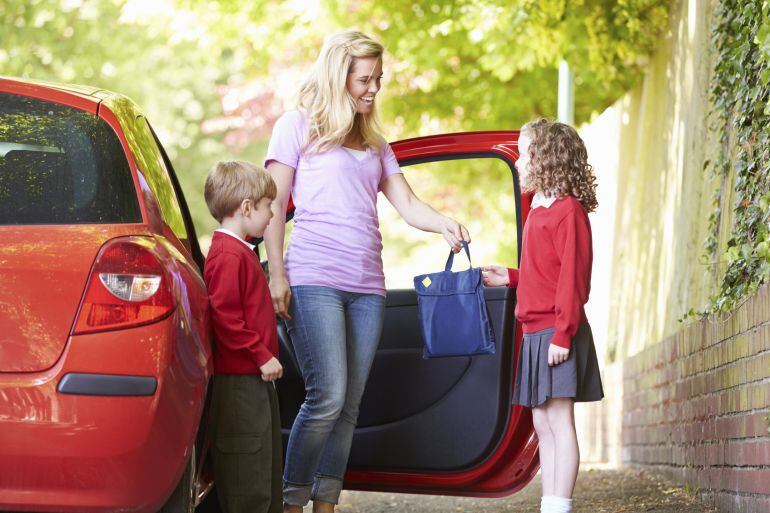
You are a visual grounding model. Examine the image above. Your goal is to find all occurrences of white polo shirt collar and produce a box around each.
[531,192,558,209]
[215,228,256,251]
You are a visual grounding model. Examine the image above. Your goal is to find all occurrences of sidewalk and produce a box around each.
[332,468,716,513]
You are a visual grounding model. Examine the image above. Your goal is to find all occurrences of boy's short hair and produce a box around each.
[204,161,277,222]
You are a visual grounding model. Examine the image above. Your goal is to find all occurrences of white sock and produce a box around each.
[549,496,573,513]
[541,496,560,513]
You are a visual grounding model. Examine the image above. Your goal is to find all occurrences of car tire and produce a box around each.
[157,445,196,513]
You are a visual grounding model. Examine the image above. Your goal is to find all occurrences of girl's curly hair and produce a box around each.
[520,118,598,213]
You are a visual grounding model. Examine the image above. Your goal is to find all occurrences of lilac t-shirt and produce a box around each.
[264,110,402,296]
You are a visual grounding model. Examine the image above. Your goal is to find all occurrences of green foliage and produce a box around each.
[701,0,770,314]
[1,0,239,235]
[181,0,670,265]
[3,0,670,259]
[351,0,669,133]
[189,0,670,134]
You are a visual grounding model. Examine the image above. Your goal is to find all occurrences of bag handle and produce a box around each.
[444,241,472,271]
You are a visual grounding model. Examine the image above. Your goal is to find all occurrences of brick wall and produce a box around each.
[622,283,770,513]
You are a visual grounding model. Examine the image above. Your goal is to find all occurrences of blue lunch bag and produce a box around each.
[413,241,496,358]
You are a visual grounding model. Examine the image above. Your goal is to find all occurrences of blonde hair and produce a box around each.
[298,30,385,153]
[520,119,598,213]
[204,161,276,222]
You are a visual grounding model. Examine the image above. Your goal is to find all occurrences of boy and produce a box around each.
[203,160,283,513]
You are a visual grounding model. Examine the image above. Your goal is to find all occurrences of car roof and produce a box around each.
[0,75,124,113]
[10,75,103,93]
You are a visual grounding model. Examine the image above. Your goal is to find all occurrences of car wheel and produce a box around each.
[157,445,196,513]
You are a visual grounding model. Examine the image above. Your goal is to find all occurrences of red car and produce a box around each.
[0,76,538,513]
[0,77,212,512]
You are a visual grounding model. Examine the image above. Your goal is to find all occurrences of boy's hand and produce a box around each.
[548,344,570,366]
[260,357,283,382]
[481,265,510,287]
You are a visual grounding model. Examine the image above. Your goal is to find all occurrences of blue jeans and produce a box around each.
[282,286,385,506]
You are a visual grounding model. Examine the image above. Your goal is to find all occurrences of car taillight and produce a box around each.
[72,237,175,334]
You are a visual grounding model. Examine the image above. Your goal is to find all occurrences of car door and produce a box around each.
[272,131,538,497]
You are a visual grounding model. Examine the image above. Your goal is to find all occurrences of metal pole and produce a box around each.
[558,60,574,125]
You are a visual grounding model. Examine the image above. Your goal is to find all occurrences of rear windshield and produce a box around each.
[0,92,142,225]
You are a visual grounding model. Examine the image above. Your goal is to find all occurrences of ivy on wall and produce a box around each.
[701,0,770,314]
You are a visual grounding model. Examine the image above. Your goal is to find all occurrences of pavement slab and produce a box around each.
[326,468,716,513]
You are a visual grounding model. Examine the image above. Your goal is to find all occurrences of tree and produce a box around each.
[3,0,670,256]
[1,0,240,233]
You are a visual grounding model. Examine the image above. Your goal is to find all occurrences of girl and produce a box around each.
[482,119,604,513]
[262,30,470,513]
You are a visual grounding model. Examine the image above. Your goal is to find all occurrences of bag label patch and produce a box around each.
[422,277,432,287]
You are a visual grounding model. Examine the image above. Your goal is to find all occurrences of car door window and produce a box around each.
[379,155,518,289]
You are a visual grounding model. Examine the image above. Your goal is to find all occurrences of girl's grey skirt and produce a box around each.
[512,324,604,408]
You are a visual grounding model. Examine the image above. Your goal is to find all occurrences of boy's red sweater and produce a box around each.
[507,195,592,349]
[204,231,278,374]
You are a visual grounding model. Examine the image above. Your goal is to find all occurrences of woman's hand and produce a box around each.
[548,344,570,366]
[269,275,292,320]
[481,265,510,287]
[441,217,471,253]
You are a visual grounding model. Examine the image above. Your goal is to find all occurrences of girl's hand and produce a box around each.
[481,265,510,287]
[441,217,471,253]
[269,275,292,320]
[548,344,570,366]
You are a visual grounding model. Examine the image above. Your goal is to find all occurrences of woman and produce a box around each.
[263,30,470,513]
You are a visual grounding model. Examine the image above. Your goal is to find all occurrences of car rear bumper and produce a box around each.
[57,372,158,395]
[0,314,209,513]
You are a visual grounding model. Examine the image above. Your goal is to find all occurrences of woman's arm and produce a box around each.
[381,173,470,252]
[263,161,295,320]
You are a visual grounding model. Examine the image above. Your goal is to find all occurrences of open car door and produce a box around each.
[272,131,538,498]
